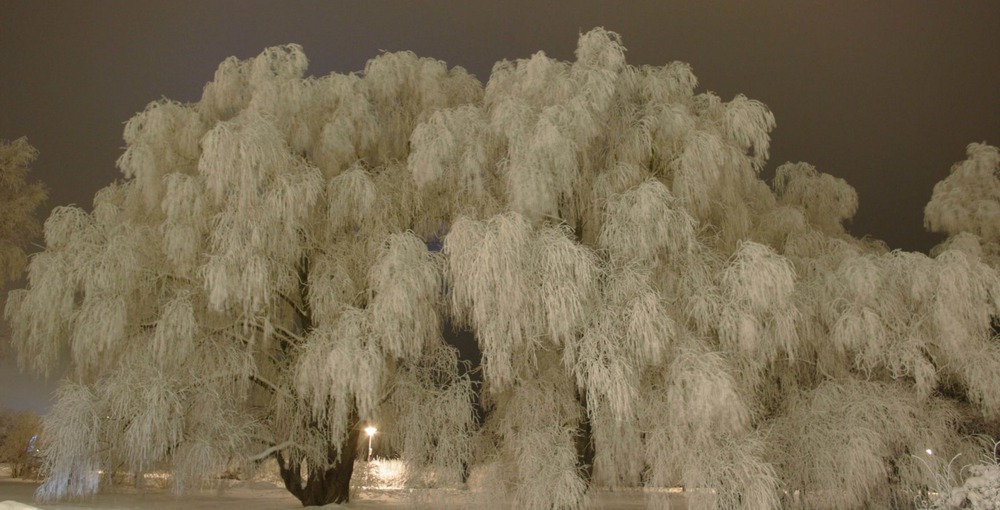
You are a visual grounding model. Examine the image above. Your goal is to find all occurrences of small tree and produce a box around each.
[0,137,47,290]
[0,406,41,478]
[925,143,1000,267]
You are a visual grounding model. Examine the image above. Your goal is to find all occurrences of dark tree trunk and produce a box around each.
[276,425,361,506]
[575,390,595,483]
[275,256,363,506]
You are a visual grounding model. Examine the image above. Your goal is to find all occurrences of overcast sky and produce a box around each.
[1,0,998,412]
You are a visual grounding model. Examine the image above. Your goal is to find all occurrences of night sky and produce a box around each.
[1,1,998,412]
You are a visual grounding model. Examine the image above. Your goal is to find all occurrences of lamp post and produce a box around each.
[364,426,377,462]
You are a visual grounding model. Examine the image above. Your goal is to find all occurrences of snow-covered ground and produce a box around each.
[0,465,679,510]
[0,481,671,510]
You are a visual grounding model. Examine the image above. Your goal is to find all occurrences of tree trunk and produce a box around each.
[278,257,362,506]
[575,390,595,483]
[276,425,361,506]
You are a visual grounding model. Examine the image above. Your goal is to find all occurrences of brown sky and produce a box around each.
[1,0,998,411]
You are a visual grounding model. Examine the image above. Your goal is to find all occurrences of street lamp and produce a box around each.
[364,426,377,462]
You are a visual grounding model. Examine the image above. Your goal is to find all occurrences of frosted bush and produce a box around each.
[923,443,1000,510]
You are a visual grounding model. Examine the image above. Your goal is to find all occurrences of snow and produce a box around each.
[928,463,1000,510]
[0,479,678,509]
[0,457,693,509]
[1,500,42,510]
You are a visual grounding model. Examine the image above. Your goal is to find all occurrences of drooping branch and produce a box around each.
[249,374,283,395]
[276,289,308,319]
[250,440,296,462]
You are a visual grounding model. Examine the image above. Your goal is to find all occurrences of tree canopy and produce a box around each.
[0,137,47,289]
[6,29,1000,509]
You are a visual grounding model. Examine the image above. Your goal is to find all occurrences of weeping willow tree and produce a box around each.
[6,30,1000,510]
[408,29,1000,510]
[4,45,477,506]
[0,137,48,289]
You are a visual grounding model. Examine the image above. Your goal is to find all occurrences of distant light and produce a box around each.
[364,426,378,462]
[926,449,934,455]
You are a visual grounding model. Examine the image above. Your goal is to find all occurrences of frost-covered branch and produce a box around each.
[250,440,296,462]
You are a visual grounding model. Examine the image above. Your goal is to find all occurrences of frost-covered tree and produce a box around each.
[926,143,1000,268]
[8,30,1000,510]
[0,137,47,289]
[409,30,1000,510]
[921,143,1000,509]
[5,45,477,506]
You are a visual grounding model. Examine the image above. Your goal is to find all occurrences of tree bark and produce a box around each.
[276,425,361,506]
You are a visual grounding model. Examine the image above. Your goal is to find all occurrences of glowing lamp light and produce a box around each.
[364,426,378,461]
